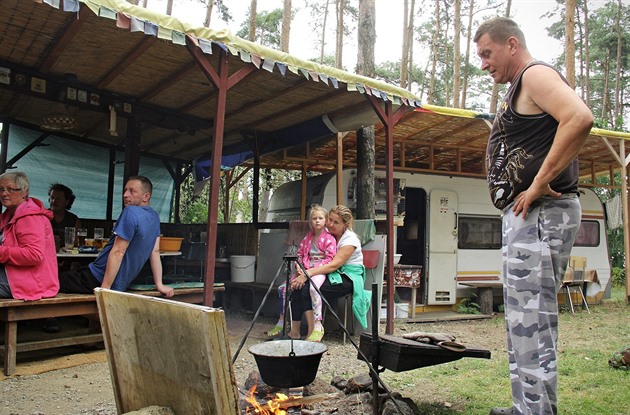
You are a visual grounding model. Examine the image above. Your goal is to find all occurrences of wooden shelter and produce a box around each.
[1,0,629,316]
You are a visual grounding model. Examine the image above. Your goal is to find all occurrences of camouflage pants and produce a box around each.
[502,195,581,415]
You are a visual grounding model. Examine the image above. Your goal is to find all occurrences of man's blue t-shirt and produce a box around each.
[89,206,160,291]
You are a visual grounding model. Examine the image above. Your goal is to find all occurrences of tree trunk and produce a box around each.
[461,0,475,107]
[356,0,375,76]
[401,0,410,88]
[452,0,461,108]
[356,0,376,220]
[565,0,576,88]
[576,6,585,100]
[248,0,257,42]
[166,0,173,15]
[335,0,344,69]
[356,127,375,219]
[490,0,512,112]
[428,0,440,104]
[281,0,292,53]
[319,0,331,64]
[203,0,215,28]
[614,0,622,129]
[583,1,590,107]
[407,0,415,90]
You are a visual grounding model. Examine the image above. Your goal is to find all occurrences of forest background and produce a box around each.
[128,0,628,274]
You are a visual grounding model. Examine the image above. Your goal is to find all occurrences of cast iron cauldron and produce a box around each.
[248,340,327,387]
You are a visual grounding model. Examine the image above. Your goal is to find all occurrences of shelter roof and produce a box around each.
[258,105,630,185]
[1,0,628,184]
[0,0,418,165]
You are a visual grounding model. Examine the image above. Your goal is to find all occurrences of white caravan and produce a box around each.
[266,169,611,308]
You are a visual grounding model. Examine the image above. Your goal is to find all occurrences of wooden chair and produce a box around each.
[562,256,590,313]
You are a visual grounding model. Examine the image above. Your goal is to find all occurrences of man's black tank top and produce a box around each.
[486,61,579,210]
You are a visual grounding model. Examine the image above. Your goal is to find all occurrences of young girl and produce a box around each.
[266,205,336,341]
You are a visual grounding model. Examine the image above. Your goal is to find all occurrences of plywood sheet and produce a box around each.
[94,289,239,415]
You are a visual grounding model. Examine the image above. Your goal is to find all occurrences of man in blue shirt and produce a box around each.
[59,176,174,298]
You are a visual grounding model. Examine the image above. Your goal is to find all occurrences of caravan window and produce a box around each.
[458,216,502,249]
[574,220,599,247]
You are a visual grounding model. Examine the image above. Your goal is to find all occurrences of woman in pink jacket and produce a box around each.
[0,171,59,300]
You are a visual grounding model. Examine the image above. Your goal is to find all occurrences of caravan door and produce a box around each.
[427,190,458,304]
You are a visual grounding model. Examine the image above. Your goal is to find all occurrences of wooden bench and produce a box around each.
[460,281,503,315]
[0,287,217,376]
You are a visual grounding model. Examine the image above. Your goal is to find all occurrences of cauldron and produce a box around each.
[248,340,327,387]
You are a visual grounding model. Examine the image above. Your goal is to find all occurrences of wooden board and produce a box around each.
[94,289,240,415]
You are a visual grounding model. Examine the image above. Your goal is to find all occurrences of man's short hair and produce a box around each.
[127,175,153,194]
[474,16,527,49]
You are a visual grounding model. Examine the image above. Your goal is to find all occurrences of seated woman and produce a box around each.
[0,172,59,300]
[289,205,371,341]
[48,183,82,250]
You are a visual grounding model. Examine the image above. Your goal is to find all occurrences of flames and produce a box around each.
[244,385,290,414]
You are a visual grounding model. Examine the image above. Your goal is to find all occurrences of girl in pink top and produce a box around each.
[267,205,336,341]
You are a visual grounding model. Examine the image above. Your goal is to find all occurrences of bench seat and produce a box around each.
[0,287,219,376]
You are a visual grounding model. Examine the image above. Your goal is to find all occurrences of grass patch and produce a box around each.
[382,286,630,414]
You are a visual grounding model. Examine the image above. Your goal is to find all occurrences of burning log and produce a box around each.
[257,392,345,412]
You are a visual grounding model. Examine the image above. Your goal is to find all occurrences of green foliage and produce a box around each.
[236,9,283,48]
[456,294,481,315]
[591,174,626,269]
[611,267,626,286]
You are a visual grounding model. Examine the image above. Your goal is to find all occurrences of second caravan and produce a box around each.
[266,169,611,310]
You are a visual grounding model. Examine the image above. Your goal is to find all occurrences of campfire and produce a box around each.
[241,373,348,414]
[244,385,290,414]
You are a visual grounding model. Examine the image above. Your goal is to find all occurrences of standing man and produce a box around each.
[59,176,174,298]
[474,17,593,415]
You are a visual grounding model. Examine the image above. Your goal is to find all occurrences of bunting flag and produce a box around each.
[262,58,275,73]
[43,0,422,110]
[63,0,79,12]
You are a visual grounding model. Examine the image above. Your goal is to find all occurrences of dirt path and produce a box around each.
[1,310,499,415]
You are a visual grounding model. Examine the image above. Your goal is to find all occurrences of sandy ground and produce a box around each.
[1,308,500,415]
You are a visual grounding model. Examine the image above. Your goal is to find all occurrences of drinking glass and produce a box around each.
[64,227,76,250]
[76,228,87,246]
[94,228,104,249]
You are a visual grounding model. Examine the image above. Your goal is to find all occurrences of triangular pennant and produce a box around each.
[157,26,172,40]
[308,70,318,81]
[251,54,262,69]
[63,0,79,12]
[277,63,287,77]
[329,77,339,89]
[240,51,252,63]
[116,13,130,29]
[144,21,158,36]
[347,83,358,92]
[262,59,275,73]
[130,16,144,32]
[172,30,186,45]
[298,68,309,79]
[214,42,228,52]
[99,6,117,19]
[44,0,60,8]
[364,85,373,96]
[318,73,329,85]
[356,84,366,94]
[199,38,213,54]
[226,45,239,55]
